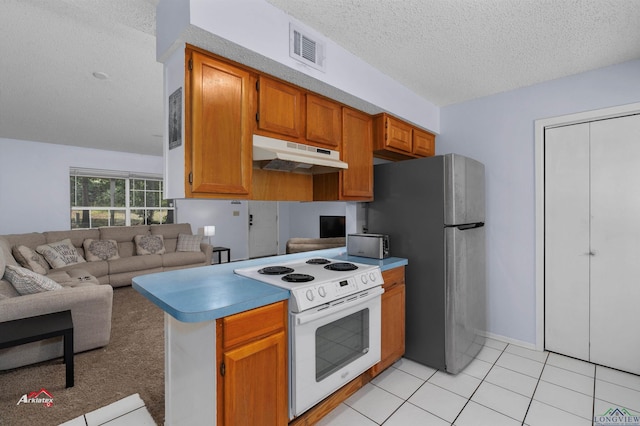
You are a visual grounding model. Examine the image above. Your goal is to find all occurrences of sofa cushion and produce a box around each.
[0,237,19,270]
[109,254,163,274]
[150,223,193,253]
[134,235,166,255]
[162,251,207,268]
[176,233,203,252]
[0,242,6,278]
[3,265,64,295]
[12,245,50,275]
[36,239,86,268]
[0,280,19,299]
[83,239,120,261]
[45,229,100,259]
[100,225,150,258]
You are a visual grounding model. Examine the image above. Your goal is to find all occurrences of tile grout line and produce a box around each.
[520,349,550,425]
[449,342,509,425]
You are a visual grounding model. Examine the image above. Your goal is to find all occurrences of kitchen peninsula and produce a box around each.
[133,247,407,425]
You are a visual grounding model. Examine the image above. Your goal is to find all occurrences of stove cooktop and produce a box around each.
[234,258,384,312]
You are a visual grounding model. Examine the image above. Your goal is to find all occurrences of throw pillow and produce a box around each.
[12,245,50,275]
[176,233,203,252]
[3,265,63,295]
[36,239,86,269]
[134,234,166,255]
[83,239,120,262]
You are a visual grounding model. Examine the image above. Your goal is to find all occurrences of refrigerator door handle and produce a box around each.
[456,223,485,230]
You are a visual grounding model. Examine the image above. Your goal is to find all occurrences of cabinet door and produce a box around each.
[370,267,405,377]
[412,128,435,157]
[341,107,373,200]
[257,76,303,139]
[590,114,640,375]
[384,115,412,152]
[306,94,341,148]
[222,331,288,426]
[188,50,252,196]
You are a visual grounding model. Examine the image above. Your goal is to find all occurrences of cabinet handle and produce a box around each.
[220,362,226,377]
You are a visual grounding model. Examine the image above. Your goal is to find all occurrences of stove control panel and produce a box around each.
[290,267,384,312]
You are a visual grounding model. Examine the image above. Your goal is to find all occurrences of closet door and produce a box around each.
[544,124,591,360]
[589,114,640,375]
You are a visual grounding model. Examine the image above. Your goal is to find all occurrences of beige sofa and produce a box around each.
[0,223,212,370]
[0,223,213,288]
[285,237,346,254]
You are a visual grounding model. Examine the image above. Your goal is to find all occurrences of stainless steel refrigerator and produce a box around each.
[367,153,486,374]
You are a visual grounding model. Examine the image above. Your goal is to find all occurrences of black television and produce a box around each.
[319,215,346,238]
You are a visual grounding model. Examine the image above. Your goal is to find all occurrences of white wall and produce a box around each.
[283,202,348,238]
[438,59,640,346]
[156,0,439,134]
[0,138,163,234]
[175,199,249,261]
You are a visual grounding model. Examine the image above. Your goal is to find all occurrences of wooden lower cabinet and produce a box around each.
[370,266,406,377]
[217,301,288,426]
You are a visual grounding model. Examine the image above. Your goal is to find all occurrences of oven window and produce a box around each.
[316,308,369,381]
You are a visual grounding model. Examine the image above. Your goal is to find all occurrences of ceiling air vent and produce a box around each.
[289,23,325,72]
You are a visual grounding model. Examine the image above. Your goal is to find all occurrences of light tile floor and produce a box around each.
[318,338,640,425]
[59,393,155,426]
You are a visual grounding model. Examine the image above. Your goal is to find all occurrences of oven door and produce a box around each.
[289,286,383,419]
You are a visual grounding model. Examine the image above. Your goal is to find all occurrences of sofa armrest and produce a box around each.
[0,285,113,351]
[200,242,213,264]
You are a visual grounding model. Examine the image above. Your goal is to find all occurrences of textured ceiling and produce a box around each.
[1,0,640,156]
[268,0,640,106]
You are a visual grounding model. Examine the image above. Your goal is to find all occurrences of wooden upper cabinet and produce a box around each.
[306,94,341,149]
[341,107,373,200]
[187,49,253,197]
[384,115,413,152]
[373,113,436,160]
[256,76,304,140]
[413,128,436,157]
[313,107,373,201]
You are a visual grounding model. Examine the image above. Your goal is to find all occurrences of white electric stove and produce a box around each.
[233,257,383,312]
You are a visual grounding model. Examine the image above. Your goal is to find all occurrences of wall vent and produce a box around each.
[289,23,325,72]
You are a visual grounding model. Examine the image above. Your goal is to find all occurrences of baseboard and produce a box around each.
[482,331,538,352]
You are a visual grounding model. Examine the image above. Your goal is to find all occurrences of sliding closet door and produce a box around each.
[544,123,591,360]
[589,114,640,375]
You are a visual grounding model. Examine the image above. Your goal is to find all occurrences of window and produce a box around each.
[70,169,174,229]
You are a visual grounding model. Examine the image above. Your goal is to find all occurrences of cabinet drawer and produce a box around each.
[220,301,286,349]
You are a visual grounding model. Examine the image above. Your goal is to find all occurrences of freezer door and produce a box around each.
[444,154,485,226]
[444,224,486,374]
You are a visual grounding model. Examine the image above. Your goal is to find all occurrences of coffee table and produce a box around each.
[0,310,74,387]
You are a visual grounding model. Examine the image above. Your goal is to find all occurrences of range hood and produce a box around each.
[253,135,348,174]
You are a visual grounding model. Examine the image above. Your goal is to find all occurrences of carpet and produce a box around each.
[0,286,165,426]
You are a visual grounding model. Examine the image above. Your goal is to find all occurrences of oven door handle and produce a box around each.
[295,286,384,325]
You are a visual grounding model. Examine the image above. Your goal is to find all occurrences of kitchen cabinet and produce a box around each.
[256,76,304,141]
[412,128,436,157]
[313,107,373,201]
[216,300,288,425]
[306,94,341,149]
[370,266,405,377]
[545,114,640,375]
[373,113,436,160]
[185,48,253,198]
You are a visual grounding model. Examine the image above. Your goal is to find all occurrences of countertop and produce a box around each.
[132,247,408,323]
